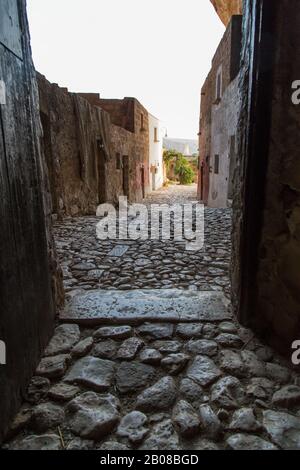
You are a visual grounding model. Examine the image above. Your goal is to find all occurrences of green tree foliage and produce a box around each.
[163,150,195,185]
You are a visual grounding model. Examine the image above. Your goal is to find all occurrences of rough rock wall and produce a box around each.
[0,0,60,441]
[210,0,243,25]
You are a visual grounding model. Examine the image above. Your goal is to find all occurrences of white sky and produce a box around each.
[27,0,224,140]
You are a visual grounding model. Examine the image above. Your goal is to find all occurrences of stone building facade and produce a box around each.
[38,77,151,218]
[209,75,241,207]
[80,95,150,202]
[198,15,242,206]
[148,114,164,191]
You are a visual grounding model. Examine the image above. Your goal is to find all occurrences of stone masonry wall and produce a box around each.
[81,95,150,202]
[210,0,243,26]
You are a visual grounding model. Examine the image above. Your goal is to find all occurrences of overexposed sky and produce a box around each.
[27,0,224,139]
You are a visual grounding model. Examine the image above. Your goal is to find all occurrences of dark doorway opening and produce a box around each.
[97,138,107,204]
[140,166,145,199]
[122,155,129,198]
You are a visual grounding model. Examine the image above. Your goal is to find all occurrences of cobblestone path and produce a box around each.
[55,184,232,299]
[4,185,300,451]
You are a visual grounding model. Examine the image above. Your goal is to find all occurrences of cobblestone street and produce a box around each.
[4,185,300,451]
[55,184,232,299]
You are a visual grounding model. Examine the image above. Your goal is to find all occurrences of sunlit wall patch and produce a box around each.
[0,80,6,105]
[292,340,300,366]
[291,80,300,105]
[0,340,6,365]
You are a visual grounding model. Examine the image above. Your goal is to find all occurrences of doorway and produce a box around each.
[97,138,107,204]
[122,155,129,198]
[140,166,146,199]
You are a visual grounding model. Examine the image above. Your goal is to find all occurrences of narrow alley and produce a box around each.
[4,185,300,451]
[1,0,300,457]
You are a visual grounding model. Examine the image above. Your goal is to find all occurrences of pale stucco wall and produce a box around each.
[208,75,240,208]
[148,114,164,191]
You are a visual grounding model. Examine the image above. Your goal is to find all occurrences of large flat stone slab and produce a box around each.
[60,289,231,326]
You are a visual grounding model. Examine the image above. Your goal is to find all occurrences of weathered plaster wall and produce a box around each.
[0,0,60,441]
[38,77,150,217]
[209,75,240,207]
[198,16,242,204]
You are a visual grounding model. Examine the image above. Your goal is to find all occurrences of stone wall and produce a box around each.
[95,97,151,200]
[0,0,60,441]
[231,0,300,355]
[210,0,243,25]
[198,15,242,204]
[38,77,151,218]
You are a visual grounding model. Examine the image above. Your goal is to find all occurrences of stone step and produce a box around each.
[60,289,231,326]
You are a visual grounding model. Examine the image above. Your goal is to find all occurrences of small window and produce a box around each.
[141,113,144,131]
[116,152,122,170]
[216,69,222,101]
[154,127,159,142]
[214,155,220,174]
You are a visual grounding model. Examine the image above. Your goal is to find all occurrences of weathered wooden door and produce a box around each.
[0,0,55,441]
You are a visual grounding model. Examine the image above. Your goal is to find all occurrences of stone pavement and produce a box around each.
[3,185,300,450]
[54,184,232,299]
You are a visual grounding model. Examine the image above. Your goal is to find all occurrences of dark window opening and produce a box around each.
[116,152,121,170]
[216,72,222,101]
[214,155,220,174]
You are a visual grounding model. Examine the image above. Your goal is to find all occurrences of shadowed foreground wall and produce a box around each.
[0,0,58,441]
[232,0,300,355]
